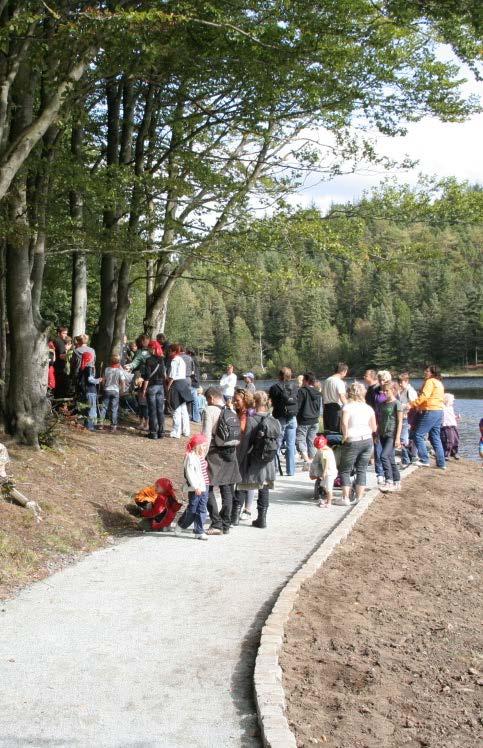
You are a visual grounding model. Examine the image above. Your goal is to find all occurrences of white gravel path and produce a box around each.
[0,468,376,747]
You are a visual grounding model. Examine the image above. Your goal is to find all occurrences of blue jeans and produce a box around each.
[191,387,201,422]
[101,391,119,426]
[410,410,445,468]
[86,392,97,430]
[380,435,400,483]
[146,384,165,436]
[373,437,384,477]
[178,488,209,535]
[277,416,297,476]
[400,420,417,465]
[296,423,318,459]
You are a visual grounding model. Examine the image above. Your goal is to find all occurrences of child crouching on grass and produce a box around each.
[175,433,210,540]
[130,477,182,532]
[309,434,338,508]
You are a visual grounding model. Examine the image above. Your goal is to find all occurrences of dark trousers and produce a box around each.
[380,435,400,483]
[237,487,269,511]
[441,425,459,457]
[178,489,209,535]
[208,484,234,532]
[147,384,165,436]
[323,402,341,432]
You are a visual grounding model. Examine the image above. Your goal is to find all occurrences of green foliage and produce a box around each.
[155,180,482,375]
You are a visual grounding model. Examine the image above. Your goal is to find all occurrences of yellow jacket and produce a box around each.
[410,378,444,411]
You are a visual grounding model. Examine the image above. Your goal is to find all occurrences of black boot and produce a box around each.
[231,499,241,526]
[251,508,267,528]
[252,487,269,528]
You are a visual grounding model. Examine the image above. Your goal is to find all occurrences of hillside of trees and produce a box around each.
[41,181,483,377]
[0,2,481,444]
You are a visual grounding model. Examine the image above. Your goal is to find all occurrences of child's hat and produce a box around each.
[186,433,208,453]
[154,477,176,498]
[313,434,328,449]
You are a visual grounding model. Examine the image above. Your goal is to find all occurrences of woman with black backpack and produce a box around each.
[237,391,281,529]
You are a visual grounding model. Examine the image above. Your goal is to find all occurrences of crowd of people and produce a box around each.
[48,326,461,541]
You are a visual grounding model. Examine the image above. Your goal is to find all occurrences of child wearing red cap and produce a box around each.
[175,434,210,540]
[309,435,338,508]
[133,477,182,532]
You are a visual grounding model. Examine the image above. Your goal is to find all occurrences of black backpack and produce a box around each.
[250,415,280,465]
[214,406,241,447]
[278,382,298,417]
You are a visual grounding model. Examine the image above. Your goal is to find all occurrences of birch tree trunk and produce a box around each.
[70,122,87,337]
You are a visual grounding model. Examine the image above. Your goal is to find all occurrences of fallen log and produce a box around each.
[0,443,42,522]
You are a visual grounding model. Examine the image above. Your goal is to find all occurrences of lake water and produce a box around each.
[206,376,483,461]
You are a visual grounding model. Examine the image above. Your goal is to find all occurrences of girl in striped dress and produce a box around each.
[175,434,210,540]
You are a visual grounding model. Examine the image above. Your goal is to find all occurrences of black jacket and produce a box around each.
[141,355,166,386]
[297,386,321,425]
[269,380,299,420]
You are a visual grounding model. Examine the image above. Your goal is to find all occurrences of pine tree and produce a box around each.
[231,316,256,372]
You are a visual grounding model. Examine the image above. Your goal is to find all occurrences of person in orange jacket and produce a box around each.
[408,364,446,469]
[131,477,182,532]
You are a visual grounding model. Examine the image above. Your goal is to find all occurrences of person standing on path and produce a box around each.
[175,434,210,540]
[166,344,192,439]
[441,393,460,460]
[322,362,348,432]
[339,383,377,506]
[53,326,70,398]
[232,389,256,525]
[202,386,241,535]
[141,342,166,440]
[397,371,418,467]
[238,391,281,529]
[409,365,446,470]
[269,367,299,476]
[378,381,403,492]
[100,354,129,433]
[220,364,237,404]
[296,372,322,470]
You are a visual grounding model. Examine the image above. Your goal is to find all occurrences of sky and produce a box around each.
[290,69,483,214]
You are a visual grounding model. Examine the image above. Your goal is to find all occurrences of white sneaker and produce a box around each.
[393,482,401,491]
[380,482,394,492]
[416,461,430,467]
[174,525,183,536]
[195,533,208,541]
[377,475,385,486]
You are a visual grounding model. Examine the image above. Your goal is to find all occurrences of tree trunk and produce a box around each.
[71,251,87,338]
[0,238,7,416]
[144,274,177,336]
[110,259,131,355]
[5,183,48,447]
[69,122,87,337]
[95,254,118,369]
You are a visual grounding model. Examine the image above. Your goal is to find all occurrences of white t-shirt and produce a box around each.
[220,372,237,397]
[170,355,186,381]
[322,375,346,405]
[342,401,375,442]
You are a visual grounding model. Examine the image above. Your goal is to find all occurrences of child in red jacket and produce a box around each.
[132,477,182,532]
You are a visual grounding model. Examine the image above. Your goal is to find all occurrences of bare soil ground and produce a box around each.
[281,461,482,748]
[0,417,187,599]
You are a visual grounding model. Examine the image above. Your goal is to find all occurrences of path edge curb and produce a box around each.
[253,465,418,748]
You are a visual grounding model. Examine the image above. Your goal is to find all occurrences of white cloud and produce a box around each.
[289,111,483,212]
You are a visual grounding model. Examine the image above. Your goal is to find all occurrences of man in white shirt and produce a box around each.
[322,362,348,432]
[219,364,237,403]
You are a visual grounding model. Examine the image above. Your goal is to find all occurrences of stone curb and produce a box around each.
[253,466,419,748]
